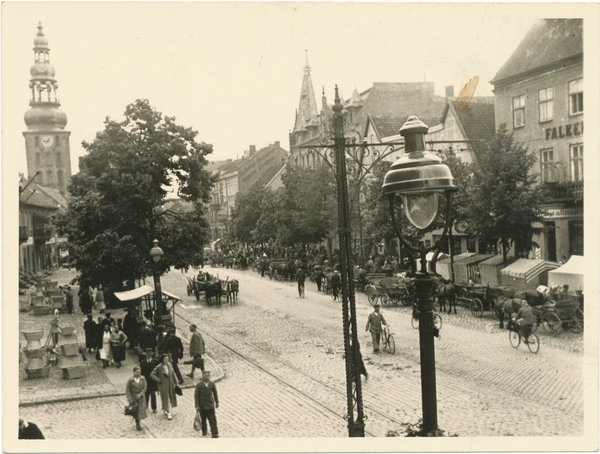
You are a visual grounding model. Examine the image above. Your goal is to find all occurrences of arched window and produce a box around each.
[47,170,53,185]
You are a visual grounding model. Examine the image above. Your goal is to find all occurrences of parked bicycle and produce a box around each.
[508,320,539,354]
[381,324,395,354]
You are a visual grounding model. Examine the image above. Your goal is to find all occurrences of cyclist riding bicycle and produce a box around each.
[513,301,536,342]
[295,268,305,297]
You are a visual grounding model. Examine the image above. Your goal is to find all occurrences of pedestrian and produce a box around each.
[18,419,44,439]
[295,267,305,297]
[186,324,205,379]
[330,270,341,300]
[156,327,169,355]
[140,321,158,353]
[95,285,105,313]
[100,324,113,368]
[140,348,159,414]
[165,328,185,384]
[123,308,138,347]
[64,285,74,315]
[83,314,97,353]
[151,354,178,420]
[365,303,387,353]
[110,325,128,368]
[126,366,148,431]
[78,287,93,314]
[49,309,61,348]
[101,312,115,331]
[194,370,219,438]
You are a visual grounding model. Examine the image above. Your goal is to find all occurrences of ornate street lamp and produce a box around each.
[149,239,164,327]
[382,116,456,434]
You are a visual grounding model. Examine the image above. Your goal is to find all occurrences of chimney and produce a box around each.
[249,145,256,155]
[445,86,454,98]
[274,141,280,148]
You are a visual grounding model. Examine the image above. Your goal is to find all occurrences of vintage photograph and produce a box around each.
[3,2,598,452]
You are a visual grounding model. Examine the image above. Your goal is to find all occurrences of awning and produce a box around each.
[501,259,561,282]
[438,252,476,265]
[426,252,449,261]
[114,285,182,302]
[548,255,584,291]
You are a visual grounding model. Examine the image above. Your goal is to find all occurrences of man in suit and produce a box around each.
[165,327,185,384]
[194,371,219,438]
[139,347,158,413]
[365,303,387,353]
[186,324,205,379]
[19,419,44,439]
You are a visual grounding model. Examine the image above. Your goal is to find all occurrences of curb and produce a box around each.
[19,355,225,407]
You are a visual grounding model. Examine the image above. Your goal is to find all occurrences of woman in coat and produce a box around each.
[110,326,128,368]
[150,354,178,419]
[100,323,112,368]
[125,366,147,431]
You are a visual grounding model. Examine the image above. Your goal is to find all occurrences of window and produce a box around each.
[34,136,40,147]
[56,152,62,166]
[539,88,553,122]
[513,95,526,128]
[569,79,583,115]
[541,148,557,182]
[570,144,583,181]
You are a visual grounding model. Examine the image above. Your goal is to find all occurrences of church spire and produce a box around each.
[293,50,319,132]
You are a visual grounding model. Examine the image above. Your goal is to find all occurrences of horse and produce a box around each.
[226,279,239,305]
[436,279,457,314]
[205,279,222,306]
[496,297,526,329]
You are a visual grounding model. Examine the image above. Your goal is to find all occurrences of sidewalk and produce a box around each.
[19,327,224,407]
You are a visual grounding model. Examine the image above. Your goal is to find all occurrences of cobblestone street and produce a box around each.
[18,266,586,440]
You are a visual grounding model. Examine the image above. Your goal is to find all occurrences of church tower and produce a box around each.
[23,22,71,196]
[293,51,319,133]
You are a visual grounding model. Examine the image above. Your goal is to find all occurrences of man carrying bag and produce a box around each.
[185,324,205,379]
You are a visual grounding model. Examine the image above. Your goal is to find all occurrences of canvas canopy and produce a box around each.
[453,254,495,284]
[479,255,517,285]
[548,255,584,292]
[501,259,560,282]
[436,252,476,280]
[114,285,181,302]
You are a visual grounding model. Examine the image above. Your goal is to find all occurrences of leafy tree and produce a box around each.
[55,99,214,293]
[463,125,545,264]
[229,185,270,245]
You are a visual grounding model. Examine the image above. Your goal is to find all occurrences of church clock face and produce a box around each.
[40,135,54,148]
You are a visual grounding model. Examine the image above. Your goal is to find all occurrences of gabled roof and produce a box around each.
[19,183,66,211]
[450,98,495,161]
[491,19,583,87]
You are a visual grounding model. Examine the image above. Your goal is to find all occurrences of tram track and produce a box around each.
[174,310,405,437]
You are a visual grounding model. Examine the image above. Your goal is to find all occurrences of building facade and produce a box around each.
[491,19,583,262]
[22,23,72,196]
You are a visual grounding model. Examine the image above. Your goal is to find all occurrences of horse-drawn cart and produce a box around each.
[365,276,413,307]
[538,298,583,336]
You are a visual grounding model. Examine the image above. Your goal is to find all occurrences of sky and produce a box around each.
[1,2,576,178]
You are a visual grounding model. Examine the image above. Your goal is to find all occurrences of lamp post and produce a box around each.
[149,239,164,327]
[382,116,456,434]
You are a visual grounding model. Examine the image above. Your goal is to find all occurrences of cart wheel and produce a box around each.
[379,294,391,307]
[570,309,584,333]
[367,286,378,305]
[526,332,540,354]
[470,298,484,317]
[509,330,520,348]
[401,295,413,307]
[542,312,562,336]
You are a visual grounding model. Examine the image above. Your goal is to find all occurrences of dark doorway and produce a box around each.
[569,220,584,256]
[545,222,557,262]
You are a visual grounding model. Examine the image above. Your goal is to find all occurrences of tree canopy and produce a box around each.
[55,99,215,291]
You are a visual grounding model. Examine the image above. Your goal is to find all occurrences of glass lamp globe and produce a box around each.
[403,193,439,230]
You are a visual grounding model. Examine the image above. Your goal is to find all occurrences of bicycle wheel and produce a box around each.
[387,334,395,354]
[401,294,413,307]
[526,332,540,354]
[433,313,442,330]
[509,330,520,348]
[411,314,419,329]
[542,312,562,336]
[470,298,484,317]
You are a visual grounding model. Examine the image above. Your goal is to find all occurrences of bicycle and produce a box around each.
[381,324,395,354]
[508,321,539,354]
[411,306,442,330]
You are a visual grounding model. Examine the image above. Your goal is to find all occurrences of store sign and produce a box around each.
[545,122,583,140]
[545,207,583,218]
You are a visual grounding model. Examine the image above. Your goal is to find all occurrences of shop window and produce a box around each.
[540,148,558,182]
[513,95,526,128]
[570,143,583,182]
[539,87,553,122]
[569,79,583,115]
